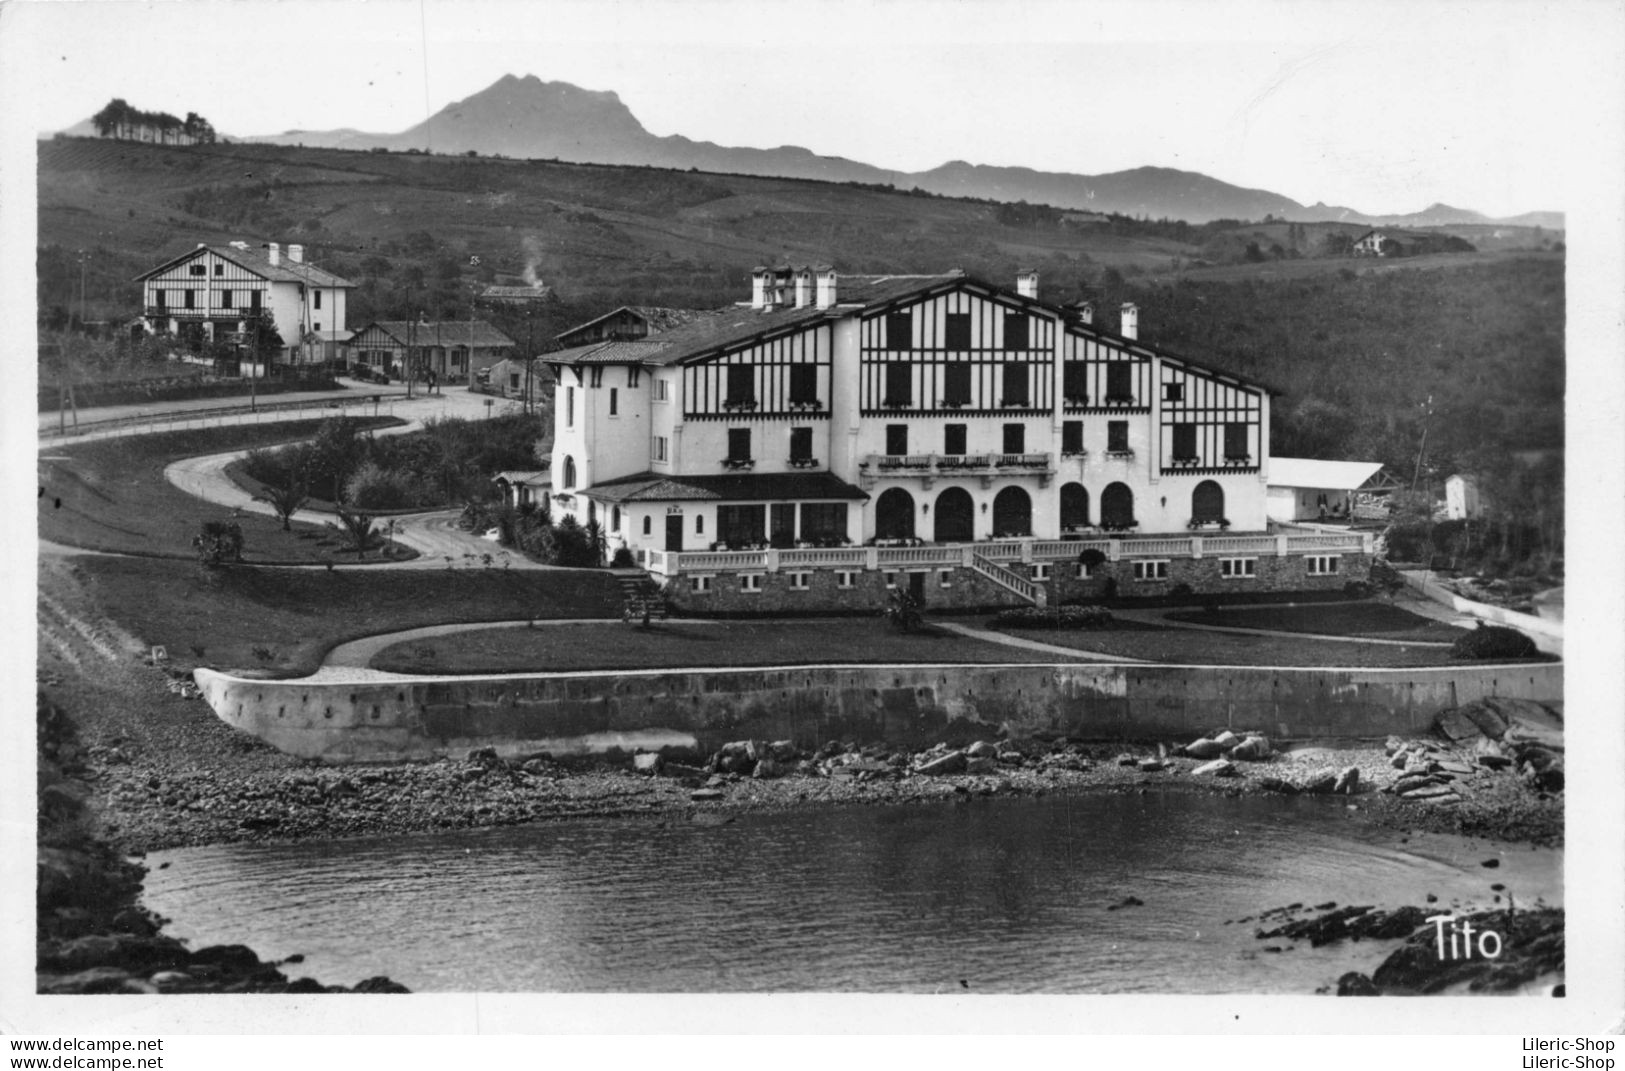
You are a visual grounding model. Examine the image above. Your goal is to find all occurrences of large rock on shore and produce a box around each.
[1229,736,1272,762]
[1183,738,1224,759]
[1192,759,1237,778]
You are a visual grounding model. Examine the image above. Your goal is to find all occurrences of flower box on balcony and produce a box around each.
[1187,518,1231,531]
[938,398,970,409]
[882,399,911,410]
[722,399,758,412]
[787,457,820,469]
[721,457,755,471]
[1101,521,1139,533]
[1104,393,1135,404]
[1063,395,1089,407]
[789,399,824,412]
[998,398,1029,408]
[1105,449,1135,460]
[1061,449,1087,459]
[1170,456,1200,467]
[1224,454,1252,464]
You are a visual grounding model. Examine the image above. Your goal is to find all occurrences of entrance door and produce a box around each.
[665,515,684,552]
[770,504,796,548]
[908,571,927,605]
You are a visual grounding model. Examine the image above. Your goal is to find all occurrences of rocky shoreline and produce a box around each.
[40,652,1562,995]
[92,702,1564,856]
[37,693,411,995]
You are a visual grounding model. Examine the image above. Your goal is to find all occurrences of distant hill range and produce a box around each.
[60,73,1562,229]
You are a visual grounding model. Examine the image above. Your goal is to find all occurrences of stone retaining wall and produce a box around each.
[668,553,1371,614]
[195,659,1561,764]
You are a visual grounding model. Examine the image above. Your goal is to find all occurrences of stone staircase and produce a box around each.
[968,552,1046,608]
[615,572,670,624]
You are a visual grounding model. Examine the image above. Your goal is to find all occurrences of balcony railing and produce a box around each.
[858,452,1055,487]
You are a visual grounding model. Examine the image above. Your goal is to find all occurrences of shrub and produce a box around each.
[343,461,423,511]
[193,520,243,568]
[1078,547,1107,571]
[882,589,924,633]
[1450,624,1538,660]
[1342,580,1374,599]
[990,605,1114,631]
[610,546,635,568]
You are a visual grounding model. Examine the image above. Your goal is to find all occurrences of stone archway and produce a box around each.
[875,487,916,540]
[991,486,1032,537]
[933,486,975,543]
[1060,482,1089,530]
[1192,480,1225,523]
[1101,482,1135,528]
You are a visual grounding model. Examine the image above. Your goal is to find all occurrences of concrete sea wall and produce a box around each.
[195,662,1563,764]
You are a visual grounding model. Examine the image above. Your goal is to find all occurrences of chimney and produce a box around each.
[793,268,814,309]
[1072,301,1094,325]
[288,244,304,264]
[773,267,793,308]
[1016,269,1039,300]
[815,266,837,309]
[1120,302,1138,340]
[751,266,771,309]
[266,242,280,267]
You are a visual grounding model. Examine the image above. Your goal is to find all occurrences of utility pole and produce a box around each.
[524,304,535,416]
[406,315,415,399]
[1412,394,1434,493]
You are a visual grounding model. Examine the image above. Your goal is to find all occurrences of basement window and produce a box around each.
[1221,557,1257,578]
[691,575,712,593]
[740,573,764,593]
[837,571,857,589]
[1306,555,1341,576]
[788,571,810,591]
[1132,560,1169,581]
[1030,563,1051,582]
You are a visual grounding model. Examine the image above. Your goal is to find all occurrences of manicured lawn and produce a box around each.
[990,621,1466,667]
[57,556,626,677]
[1163,602,1467,642]
[370,619,1089,674]
[38,418,405,564]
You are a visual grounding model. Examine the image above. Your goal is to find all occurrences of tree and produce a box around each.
[251,444,313,530]
[330,505,380,558]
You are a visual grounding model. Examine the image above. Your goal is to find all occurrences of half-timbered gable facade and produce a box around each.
[543,267,1369,610]
[135,241,352,365]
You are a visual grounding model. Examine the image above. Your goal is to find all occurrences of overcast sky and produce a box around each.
[5,0,1619,218]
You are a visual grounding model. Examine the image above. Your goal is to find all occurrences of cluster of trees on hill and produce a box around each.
[90,98,217,145]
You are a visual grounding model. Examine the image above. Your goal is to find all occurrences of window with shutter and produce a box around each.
[943,364,972,406]
[1106,362,1133,403]
[944,313,972,350]
[884,362,912,406]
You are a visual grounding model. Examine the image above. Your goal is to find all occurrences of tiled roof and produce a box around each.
[1268,458,1389,490]
[138,245,354,287]
[481,285,553,301]
[581,471,870,504]
[554,305,719,342]
[348,320,515,348]
[543,339,669,365]
[492,469,551,486]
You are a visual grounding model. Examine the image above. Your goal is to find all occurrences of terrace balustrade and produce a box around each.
[643,530,1370,578]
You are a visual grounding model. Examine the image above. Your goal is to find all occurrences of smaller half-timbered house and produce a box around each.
[134,241,352,366]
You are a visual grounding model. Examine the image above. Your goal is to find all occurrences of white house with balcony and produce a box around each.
[135,241,352,366]
[544,267,1371,610]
